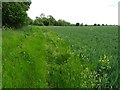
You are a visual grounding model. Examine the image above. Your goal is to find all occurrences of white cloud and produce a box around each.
[27,0,119,25]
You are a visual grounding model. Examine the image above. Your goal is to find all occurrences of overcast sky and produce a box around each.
[27,0,119,25]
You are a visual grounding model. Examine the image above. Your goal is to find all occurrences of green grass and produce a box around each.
[2,26,119,88]
[44,26,118,88]
[0,28,2,89]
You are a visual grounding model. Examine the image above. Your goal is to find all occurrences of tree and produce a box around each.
[43,18,49,26]
[54,19,70,26]
[27,17,33,25]
[33,13,71,26]
[34,17,44,26]
[47,15,56,26]
[98,24,100,26]
[102,24,104,26]
[94,23,97,26]
[76,23,79,26]
[84,24,88,26]
[40,13,45,18]
[2,2,31,28]
[80,23,83,26]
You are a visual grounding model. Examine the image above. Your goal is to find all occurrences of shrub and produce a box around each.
[76,23,79,26]
[2,2,31,28]
[98,24,100,26]
[94,23,97,26]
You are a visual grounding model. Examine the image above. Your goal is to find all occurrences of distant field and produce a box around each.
[2,26,119,88]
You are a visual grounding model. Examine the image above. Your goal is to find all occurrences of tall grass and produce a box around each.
[2,27,48,88]
[2,26,119,88]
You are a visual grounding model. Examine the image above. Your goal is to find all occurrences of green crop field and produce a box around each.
[2,26,119,88]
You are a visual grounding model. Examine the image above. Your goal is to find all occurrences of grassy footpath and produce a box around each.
[2,27,48,88]
[2,26,119,88]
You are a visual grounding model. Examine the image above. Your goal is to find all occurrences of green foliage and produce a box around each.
[47,15,56,25]
[84,24,88,26]
[43,18,49,26]
[26,17,33,25]
[34,17,44,26]
[2,2,31,28]
[80,23,83,26]
[33,13,71,26]
[3,26,119,88]
[56,19,71,26]
[76,23,79,26]
[94,24,101,26]
[3,26,48,88]
[46,26,118,88]
[94,23,97,26]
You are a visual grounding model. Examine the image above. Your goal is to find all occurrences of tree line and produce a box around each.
[28,14,111,27]
[2,2,115,28]
[28,13,71,26]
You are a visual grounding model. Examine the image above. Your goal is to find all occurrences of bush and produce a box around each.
[85,24,88,26]
[76,23,79,26]
[98,24,100,26]
[102,24,104,26]
[80,23,83,26]
[94,23,97,26]
[2,2,31,28]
